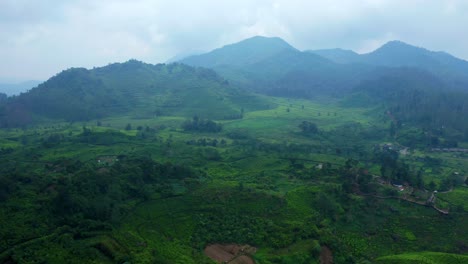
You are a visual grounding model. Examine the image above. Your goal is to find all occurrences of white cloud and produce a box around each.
[1,0,468,81]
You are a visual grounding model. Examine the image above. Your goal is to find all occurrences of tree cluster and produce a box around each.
[182,116,222,132]
[299,121,318,134]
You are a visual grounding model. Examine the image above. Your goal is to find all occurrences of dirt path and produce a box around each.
[360,193,449,215]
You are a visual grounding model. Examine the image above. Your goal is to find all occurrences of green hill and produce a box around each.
[0,60,269,127]
[346,68,468,141]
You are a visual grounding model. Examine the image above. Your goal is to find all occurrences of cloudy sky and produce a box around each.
[1,0,467,81]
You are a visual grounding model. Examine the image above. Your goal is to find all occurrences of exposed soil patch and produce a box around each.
[320,246,333,264]
[204,244,256,264]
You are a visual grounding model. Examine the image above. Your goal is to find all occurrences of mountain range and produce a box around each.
[181,36,468,95]
[0,36,467,135]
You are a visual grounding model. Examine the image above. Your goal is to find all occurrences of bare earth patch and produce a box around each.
[204,244,256,264]
[320,246,333,264]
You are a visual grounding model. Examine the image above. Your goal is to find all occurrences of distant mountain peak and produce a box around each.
[232,35,295,48]
[374,40,423,52]
[382,40,409,46]
[180,35,297,67]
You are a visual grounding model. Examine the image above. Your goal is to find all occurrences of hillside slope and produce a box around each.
[0,60,268,127]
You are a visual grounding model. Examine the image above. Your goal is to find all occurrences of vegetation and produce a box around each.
[0,60,269,127]
[0,37,467,263]
[182,116,222,132]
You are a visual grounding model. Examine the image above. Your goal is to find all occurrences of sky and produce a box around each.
[1,0,468,82]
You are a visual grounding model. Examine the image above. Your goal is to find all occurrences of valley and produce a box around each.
[0,95,466,263]
[0,36,467,264]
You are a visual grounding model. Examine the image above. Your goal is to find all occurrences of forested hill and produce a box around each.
[347,68,468,141]
[0,60,267,127]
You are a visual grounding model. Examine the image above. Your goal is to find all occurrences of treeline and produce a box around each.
[182,116,222,132]
[0,155,199,224]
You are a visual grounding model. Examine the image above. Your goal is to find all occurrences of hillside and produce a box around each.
[0,60,268,127]
[346,68,468,142]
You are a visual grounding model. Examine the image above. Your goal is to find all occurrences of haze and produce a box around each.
[1,0,468,81]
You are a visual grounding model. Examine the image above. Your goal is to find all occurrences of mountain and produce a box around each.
[181,37,468,97]
[363,41,468,88]
[309,41,468,90]
[0,80,42,96]
[181,36,379,97]
[309,40,468,72]
[307,48,360,64]
[0,60,268,127]
[181,36,297,68]
[363,41,468,73]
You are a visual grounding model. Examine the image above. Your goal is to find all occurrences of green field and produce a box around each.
[0,95,466,263]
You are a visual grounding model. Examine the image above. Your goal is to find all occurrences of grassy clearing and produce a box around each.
[223,97,379,143]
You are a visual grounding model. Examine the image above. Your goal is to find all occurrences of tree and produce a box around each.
[428,180,436,191]
[125,123,132,130]
[390,122,396,137]
[315,193,340,219]
[182,117,222,132]
[299,121,318,134]
[416,169,424,189]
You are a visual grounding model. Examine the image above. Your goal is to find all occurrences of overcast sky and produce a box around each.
[1,0,468,81]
